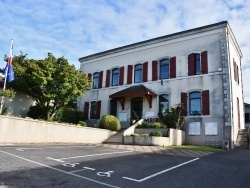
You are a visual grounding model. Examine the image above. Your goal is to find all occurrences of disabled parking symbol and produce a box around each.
[97,171,114,177]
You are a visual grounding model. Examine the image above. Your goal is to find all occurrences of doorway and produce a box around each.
[131,97,143,125]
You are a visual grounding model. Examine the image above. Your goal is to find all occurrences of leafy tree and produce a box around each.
[162,103,186,129]
[9,52,91,120]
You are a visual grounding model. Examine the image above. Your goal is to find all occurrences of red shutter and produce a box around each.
[98,71,103,89]
[170,57,176,78]
[83,102,89,119]
[105,70,110,87]
[119,66,124,85]
[202,90,210,115]
[96,100,101,119]
[188,53,195,76]
[201,51,208,74]
[181,92,187,116]
[152,60,158,81]
[127,65,133,84]
[143,62,148,82]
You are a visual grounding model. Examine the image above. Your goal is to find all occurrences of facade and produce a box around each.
[78,21,244,149]
[245,103,250,128]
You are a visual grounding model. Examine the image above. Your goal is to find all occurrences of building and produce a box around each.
[245,103,250,128]
[78,21,244,149]
[0,76,35,117]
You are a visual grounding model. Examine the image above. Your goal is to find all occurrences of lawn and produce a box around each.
[170,145,224,152]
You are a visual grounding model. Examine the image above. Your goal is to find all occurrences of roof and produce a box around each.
[79,21,231,62]
[109,85,156,98]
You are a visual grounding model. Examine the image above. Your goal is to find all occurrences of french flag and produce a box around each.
[3,39,14,83]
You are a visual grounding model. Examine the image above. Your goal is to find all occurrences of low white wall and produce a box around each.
[169,129,185,145]
[0,116,114,144]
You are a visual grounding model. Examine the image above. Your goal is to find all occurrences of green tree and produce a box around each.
[9,52,91,120]
[162,103,186,129]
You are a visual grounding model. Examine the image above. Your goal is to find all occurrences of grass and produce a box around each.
[170,145,224,152]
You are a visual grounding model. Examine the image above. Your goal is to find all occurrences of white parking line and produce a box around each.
[0,150,119,188]
[123,158,199,182]
[47,150,133,163]
[16,146,95,151]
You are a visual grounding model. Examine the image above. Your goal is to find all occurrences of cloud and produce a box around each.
[0,0,249,103]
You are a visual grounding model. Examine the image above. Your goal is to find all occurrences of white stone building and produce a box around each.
[78,21,244,149]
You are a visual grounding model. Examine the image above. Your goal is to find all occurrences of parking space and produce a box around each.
[0,145,201,187]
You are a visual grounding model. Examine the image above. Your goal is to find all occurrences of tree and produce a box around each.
[0,88,16,114]
[9,52,91,120]
[162,103,186,129]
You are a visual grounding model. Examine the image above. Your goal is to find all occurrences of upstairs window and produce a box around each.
[112,68,119,86]
[189,92,201,115]
[188,51,208,76]
[134,64,142,83]
[159,94,169,114]
[93,72,99,89]
[160,59,169,79]
[233,59,239,84]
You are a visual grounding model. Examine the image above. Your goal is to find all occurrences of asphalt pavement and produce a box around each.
[0,144,249,188]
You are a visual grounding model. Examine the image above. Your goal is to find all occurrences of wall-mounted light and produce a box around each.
[161,79,165,86]
[218,68,223,72]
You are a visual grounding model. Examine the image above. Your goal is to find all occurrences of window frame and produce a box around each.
[112,68,120,86]
[134,64,143,83]
[159,59,170,79]
[189,91,202,115]
[90,101,97,119]
[159,94,169,115]
[92,72,99,89]
[194,53,201,75]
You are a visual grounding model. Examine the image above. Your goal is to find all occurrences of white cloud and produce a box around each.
[0,0,249,103]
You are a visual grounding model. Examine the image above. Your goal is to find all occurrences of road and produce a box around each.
[0,145,249,188]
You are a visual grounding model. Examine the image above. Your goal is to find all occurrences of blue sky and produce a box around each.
[0,0,250,103]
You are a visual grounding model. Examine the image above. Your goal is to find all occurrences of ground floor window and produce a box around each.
[110,99,117,116]
[189,92,201,115]
[159,94,169,114]
[90,101,97,119]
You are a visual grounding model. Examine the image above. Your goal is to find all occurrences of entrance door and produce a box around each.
[131,97,143,125]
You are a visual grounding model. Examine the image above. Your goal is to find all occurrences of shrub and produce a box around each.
[154,122,161,128]
[27,105,48,119]
[53,107,83,124]
[150,130,163,137]
[99,115,121,131]
[137,122,167,129]
[78,121,87,127]
[162,103,186,129]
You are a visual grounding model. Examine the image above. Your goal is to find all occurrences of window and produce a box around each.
[188,51,208,76]
[90,101,97,119]
[195,54,201,75]
[160,59,169,79]
[233,59,239,84]
[159,94,169,114]
[110,99,117,116]
[93,72,99,89]
[245,113,250,123]
[112,68,119,86]
[134,64,142,83]
[189,92,201,115]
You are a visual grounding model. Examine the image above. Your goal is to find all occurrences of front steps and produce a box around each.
[103,129,126,144]
[235,129,249,149]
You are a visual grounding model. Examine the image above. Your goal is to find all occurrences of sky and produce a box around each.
[0,0,249,103]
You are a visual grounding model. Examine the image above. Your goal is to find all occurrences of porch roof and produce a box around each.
[109,85,156,98]
[109,85,156,110]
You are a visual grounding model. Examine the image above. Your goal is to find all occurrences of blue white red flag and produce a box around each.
[3,39,14,83]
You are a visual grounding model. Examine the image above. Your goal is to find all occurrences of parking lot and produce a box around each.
[0,144,250,188]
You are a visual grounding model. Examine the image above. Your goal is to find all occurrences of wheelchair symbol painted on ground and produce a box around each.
[97,171,114,177]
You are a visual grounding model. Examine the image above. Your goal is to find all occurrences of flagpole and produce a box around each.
[0,39,14,114]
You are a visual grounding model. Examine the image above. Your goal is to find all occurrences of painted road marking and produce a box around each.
[46,150,133,163]
[16,146,94,151]
[70,167,96,173]
[97,171,114,178]
[123,158,199,182]
[0,150,119,188]
[62,162,80,167]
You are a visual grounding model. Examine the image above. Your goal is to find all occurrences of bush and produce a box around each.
[99,115,121,131]
[27,105,48,119]
[137,122,166,129]
[53,107,83,124]
[154,122,161,128]
[78,121,87,127]
[150,130,163,137]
